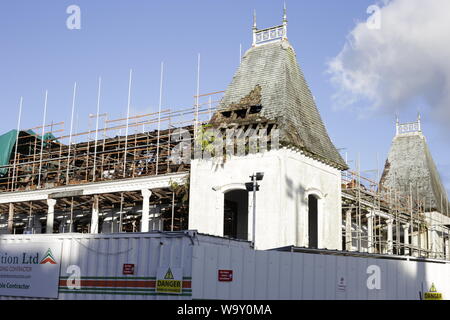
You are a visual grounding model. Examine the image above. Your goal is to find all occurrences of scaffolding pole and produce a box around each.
[123,69,133,178]
[37,90,48,188]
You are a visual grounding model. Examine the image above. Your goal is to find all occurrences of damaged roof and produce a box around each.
[211,40,347,170]
[380,131,449,214]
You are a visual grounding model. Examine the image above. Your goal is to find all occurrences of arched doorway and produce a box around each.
[308,194,319,248]
[224,190,248,240]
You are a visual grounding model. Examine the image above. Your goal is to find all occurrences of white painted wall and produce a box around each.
[188,148,342,250]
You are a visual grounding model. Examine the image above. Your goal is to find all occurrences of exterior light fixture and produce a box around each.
[248,172,264,249]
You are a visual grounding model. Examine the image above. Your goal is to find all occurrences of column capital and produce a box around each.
[402,223,410,230]
[386,218,394,225]
[366,212,376,219]
[141,189,152,198]
[47,198,57,207]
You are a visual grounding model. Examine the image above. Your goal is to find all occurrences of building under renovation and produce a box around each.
[0,11,449,261]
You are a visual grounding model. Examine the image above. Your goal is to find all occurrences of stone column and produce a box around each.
[345,209,352,251]
[90,195,99,234]
[427,227,434,259]
[7,203,14,234]
[446,235,450,261]
[366,212,375,254]
[141,189,152,232]
[387,219,394,255]
[46,199,57,234]
[403,223,410,256]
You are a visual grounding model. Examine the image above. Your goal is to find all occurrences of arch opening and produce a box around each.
[223,189,248,240]
[308,194,319,248]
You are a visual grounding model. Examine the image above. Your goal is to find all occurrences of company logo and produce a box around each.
[39,249,58,265]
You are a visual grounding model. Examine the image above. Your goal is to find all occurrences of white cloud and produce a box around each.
[328,0,450,121]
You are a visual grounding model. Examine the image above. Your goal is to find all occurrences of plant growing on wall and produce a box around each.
[169,177,190,204]
[195,124,216,155]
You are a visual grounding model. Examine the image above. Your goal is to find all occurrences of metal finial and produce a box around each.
[282,3,288,40]
[395,114,399,136]
[253,9,257,30]
[417,112,422,132]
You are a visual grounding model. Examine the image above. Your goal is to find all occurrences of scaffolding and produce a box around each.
[342,167,450,260]
[0,92,222,193]
[0,88,223,235]
[1,76,448,261]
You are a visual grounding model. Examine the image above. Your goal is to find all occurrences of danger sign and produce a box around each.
[424,283,443,300]
[156,267,182,294]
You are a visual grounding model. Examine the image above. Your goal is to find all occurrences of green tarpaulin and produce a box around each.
[0,130,58,177]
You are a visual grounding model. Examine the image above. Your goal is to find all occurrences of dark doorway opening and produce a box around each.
[308,195,318,248]
[224,190,248,240]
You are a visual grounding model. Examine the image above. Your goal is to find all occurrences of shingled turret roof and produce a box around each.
[210,27,347,170]
[380,118,449,214]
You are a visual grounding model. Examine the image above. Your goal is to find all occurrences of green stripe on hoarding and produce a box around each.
[58,290,192,296]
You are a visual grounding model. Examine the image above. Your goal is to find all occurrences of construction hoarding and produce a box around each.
[1,231,450,300]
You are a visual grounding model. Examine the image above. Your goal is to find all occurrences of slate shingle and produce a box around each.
[214,40,347,170]
[380,132,449,213]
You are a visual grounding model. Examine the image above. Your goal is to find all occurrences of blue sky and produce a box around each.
[0,0,448,194]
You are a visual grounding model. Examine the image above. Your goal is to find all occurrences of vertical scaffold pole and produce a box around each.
[70,197,74,233]
[171,191,175,232]
[208,96,212,120]
[66,83,77,185]
[195,54,200,137]
[123,69,133,178]
[93,77,102,181]
[38,90,48,188]
[11,97,23,191]
[156,62,164,175]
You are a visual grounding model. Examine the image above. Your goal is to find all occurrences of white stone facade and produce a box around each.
[188,148,342,250]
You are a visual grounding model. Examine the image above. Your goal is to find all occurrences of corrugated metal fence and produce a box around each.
[1,232,198,300]
[192,245,450,300]
[1,232,449,300]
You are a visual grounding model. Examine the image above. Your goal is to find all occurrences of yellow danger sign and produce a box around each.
[156,267,182,294]
[424,283,443,300]
[164,268,174,280]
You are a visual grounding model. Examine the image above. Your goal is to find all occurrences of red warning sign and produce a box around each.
[218,270,233,282]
